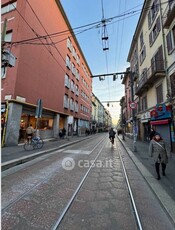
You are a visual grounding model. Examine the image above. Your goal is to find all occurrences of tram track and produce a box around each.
[2,134,174,230]
[51,137,143,230]
[1,135,106,216]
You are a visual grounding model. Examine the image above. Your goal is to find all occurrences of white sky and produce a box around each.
[60,0,144,124]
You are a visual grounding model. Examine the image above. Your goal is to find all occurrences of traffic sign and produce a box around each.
[129,102,137,109]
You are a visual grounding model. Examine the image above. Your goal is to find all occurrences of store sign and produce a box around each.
[141,112,151,123]
[150,103,171,121]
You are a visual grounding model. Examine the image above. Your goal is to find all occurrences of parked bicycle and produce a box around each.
[23,136,44,151]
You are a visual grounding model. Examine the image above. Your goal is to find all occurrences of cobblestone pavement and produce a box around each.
[1,135,175,229]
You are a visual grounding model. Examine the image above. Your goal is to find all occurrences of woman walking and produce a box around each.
[149,134,168,180]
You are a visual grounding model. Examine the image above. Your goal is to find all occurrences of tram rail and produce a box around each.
[2,134,174,230]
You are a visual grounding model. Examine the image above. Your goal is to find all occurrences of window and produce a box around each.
[76,54,80,65]
[170,74,175,97]
[140,31,144,48]
[75,69,80,80]
[1,1,17,14]
[4,30,13,42]
[149,16,161,46]
[1,66,7,79]
[75,101,78,112]
[70,80,75,92]
[75,85,79,96]
[72,47,76,59]
[173,26,175,45]
[71,62,76,75]
[148,0,159,28]
[37,118,53,130]
[139,45,146,65]
[64,94,69,108]
[166,26,175,54]
[151,45,164,73]
[142,96,147,111]
[156,84,163,103]
[67,38,71,51]
[70,98,74,111]
[66,55,71,69]
[65,74,70,88]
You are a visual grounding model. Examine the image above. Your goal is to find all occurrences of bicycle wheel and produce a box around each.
[23,142,33,151]
[37,139,44,149]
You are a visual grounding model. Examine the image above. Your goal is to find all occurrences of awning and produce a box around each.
[150,119,169,125]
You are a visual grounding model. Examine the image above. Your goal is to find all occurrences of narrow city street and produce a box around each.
[2,134,175,230]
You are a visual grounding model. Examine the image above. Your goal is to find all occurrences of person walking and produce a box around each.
[149,134,168,180]
[109,127,116,144]
[62,128,66,139]
[149,128,157,140]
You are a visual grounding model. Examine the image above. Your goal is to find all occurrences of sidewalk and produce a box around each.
[1,135,92,171]
[118,134,175,202]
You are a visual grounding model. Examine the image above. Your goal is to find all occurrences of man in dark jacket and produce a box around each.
[109,128,116,144]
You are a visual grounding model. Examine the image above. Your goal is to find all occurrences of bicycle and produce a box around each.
[23,136,44,151]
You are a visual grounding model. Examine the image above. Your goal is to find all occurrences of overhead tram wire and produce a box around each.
[116,0,127,72]
[100,0,111,103]
[26,0,65,64]
[10,2,66,73]
[7,0,170,47]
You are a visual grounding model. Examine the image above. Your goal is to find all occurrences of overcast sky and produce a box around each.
[60,0,144,125]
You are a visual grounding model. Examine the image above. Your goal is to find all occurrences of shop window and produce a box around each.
[37,118,53,129]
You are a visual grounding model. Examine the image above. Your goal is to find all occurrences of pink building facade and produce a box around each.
[1,0,92,145]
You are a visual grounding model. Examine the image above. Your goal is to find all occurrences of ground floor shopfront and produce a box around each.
[1,100,90,146]
[134,104,175,153]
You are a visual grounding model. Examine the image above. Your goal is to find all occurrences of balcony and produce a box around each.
[163,1,175,28]
[135,60,165,96]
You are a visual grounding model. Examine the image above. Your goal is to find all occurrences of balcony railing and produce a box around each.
[163,1,175,28]
[135,60,165,96]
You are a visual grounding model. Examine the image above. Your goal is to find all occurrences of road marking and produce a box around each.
[63,149,91,155]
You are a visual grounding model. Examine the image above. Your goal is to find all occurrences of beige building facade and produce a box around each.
[127,0,175,152]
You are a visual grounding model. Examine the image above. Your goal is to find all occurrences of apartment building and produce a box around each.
[1,0,92,146]
[127,0,175,152]
[91,93,112,132]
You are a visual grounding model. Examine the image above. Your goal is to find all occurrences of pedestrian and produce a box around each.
[59,130,62,139]
[149,133,168,180]
[149,128,156,140]
[62,127,66,139]
[26,124,35,142]
[109,127,116,144]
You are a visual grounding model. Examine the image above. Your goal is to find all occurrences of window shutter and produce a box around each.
[166,31,172,53]
[156,84,163,103]
[156,16,161,32]
[148,11,151,28]
[149,32,152,45]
